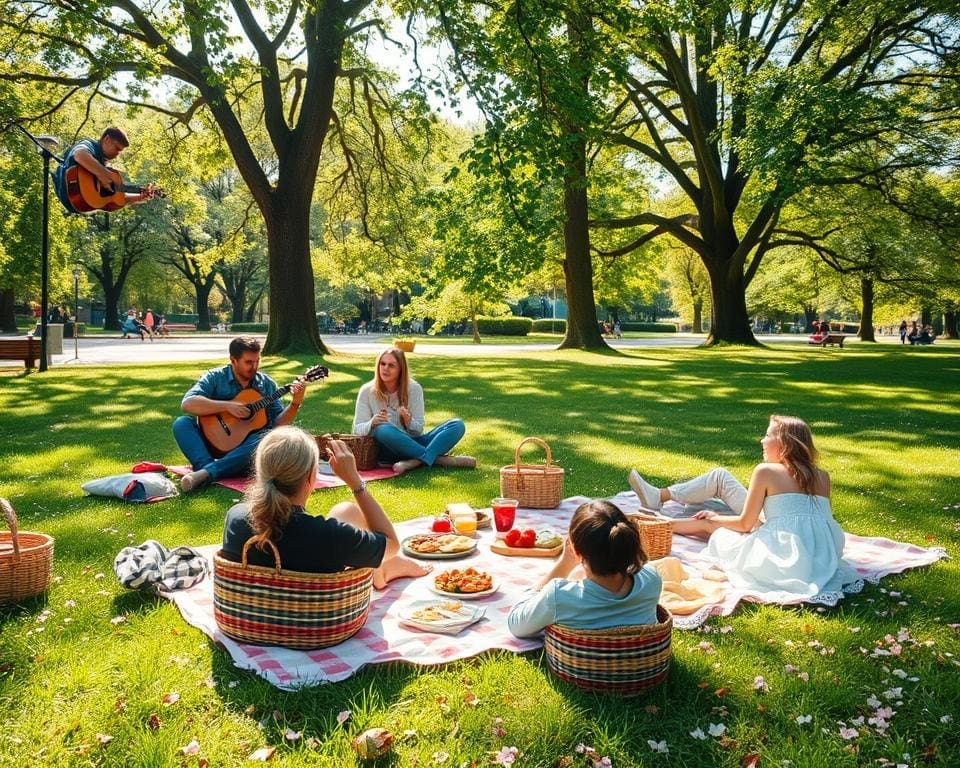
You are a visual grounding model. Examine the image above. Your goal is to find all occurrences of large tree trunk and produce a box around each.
[804,306,817,333]
[195,279,215,331]
[558,9,607,352]
[0,289,16,332]
[262,194,328,355]
[558,166,606,350]
[692,300,702,334]
[943,310,958,339]
[704,259,758,345]
[859,277,876,341]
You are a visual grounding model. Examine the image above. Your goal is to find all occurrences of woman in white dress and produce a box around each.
[628,415,859,597]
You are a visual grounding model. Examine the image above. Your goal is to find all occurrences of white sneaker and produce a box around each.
[628,469,662,510]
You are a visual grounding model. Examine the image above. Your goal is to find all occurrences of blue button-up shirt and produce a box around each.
[182,364,284,426]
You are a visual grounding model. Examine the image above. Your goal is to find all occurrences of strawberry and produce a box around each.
[431,516,453,533]
[504,528,522,547]
[519,529,536,548]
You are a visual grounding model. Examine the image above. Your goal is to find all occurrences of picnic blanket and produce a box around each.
[168,464,401,492]
[166,493,948,689]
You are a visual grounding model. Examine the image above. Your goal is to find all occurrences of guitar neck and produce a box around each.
[247,385,292,415]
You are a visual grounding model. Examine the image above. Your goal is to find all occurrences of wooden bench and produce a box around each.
[155,323,196,336]
[809,332,848,348]
[0,337,41,371]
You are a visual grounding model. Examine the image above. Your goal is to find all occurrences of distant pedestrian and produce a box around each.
[144,308,155,333]
[898,320,907,344]
[613,320,622,339]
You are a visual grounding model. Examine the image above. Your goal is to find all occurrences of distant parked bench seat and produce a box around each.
[0,336,41,371]
[808,332,847,348]
[156,323,197,336]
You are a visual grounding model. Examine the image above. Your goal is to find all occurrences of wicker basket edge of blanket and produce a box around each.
[499,437,565,509]
[213,538,374,650]
[316,432,378,471]
[543,604,673,696]
[0,498,54,606]
[632,513,673,560]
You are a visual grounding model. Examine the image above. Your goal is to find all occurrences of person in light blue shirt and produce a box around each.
[172,336,305,492]
[507,500,662,638]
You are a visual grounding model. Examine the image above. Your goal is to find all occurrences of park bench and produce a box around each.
[0,336,42,372]
[809,332,848,348]
[156,323,197,335]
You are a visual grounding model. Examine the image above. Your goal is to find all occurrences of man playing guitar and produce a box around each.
[173,336,307,492]
[53,127,154,213]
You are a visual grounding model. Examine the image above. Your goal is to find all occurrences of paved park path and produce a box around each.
[2,330,898,369]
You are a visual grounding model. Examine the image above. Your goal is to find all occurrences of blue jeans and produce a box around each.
[372,419,465,466]
[172,415,268,480]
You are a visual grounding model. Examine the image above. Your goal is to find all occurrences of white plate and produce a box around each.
[398,601,487,634]
[401,535,478,560]
[429,581,499,600]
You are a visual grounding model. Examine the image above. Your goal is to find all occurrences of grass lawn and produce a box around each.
[1,344,958,767]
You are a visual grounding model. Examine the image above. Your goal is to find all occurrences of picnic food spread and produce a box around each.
[402,533,477,559]
[434,567,494,594]
[411,601,466,621]
[491,526,564,557]
[407,534,474,554]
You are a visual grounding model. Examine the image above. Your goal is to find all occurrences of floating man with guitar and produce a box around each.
[53,127,162,214]
[172,336,327,493]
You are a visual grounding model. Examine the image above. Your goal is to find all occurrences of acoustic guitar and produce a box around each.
[64,164,164,213]
[198,365,329,457]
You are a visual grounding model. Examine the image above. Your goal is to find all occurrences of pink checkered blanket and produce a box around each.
[168,465,400,492]
[166,493,948,689]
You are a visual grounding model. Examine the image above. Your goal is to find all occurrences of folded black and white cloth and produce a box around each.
[114,540,210,593]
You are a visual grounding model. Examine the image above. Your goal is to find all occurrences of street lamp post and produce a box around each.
[35,134,61,373]
[72,266,81,361]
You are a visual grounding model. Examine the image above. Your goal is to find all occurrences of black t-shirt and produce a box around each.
[221,504,387,573]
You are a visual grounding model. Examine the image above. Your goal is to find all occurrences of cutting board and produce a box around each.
[490,539,563,558]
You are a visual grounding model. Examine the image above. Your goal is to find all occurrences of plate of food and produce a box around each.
[398,600,487,634]
[401,533,478,560]
[490,527,564,557]
[430,567,498,599]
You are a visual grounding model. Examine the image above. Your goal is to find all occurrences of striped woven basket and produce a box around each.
[213,538,374,650]
[543,605,673,696]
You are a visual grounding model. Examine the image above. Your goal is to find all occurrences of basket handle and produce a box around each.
[513,437,554,472]
[0,498,19,561]
[242,535,282,574]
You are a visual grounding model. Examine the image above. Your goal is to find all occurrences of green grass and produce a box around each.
[1,344,958,767]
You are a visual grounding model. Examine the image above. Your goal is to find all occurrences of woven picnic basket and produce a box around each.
[543,605,673,697]
[634,514,673,560]
[317,432,378,471]
[213,538,374,649]
[499,437,564,509]
[0,498,54,605]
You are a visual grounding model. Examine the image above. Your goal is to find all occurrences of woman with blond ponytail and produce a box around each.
[221,426,429,589]
[628,415,858,597]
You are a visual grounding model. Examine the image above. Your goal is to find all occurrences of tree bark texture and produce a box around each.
[942,310,958,339]
[558,8,607,351]
[262,193,328,355]
[704,259,759,345]
[859,277,876,341]
[0,289,16,333]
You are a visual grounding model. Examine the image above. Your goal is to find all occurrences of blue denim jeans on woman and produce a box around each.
[371,419,465,466]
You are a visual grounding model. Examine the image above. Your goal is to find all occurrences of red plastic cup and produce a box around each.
[491,497,519,532]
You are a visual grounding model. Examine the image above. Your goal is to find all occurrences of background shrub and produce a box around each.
[531,319,566,333]
[231,322,269,332]
[476,316,533,336]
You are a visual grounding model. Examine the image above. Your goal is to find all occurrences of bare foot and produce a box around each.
[373,556,432,590]
[392,459,424,474]
[434,454,477,469]
[180,468,210,493]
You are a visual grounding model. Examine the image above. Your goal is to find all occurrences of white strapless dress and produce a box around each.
[707,493,860,598]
